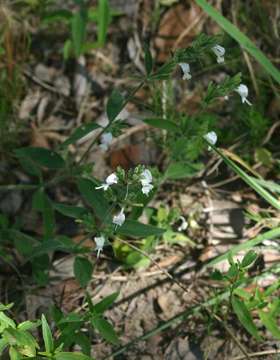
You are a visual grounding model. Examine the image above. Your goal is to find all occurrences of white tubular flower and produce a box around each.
[140,169,153,195]
[204,131,217,145]
[94,235,105,258]
[95,173,118,191]
[99,132,113,151]
[113,208,125,227]
[178,216,188,232]
[235,84,252,106]
[142,183,154,195]
[212,45,225,64]
[179,62,191,80]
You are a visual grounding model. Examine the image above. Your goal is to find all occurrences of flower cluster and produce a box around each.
[178,44,252,107]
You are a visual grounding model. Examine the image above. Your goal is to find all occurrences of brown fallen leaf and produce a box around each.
[154,2,203,62]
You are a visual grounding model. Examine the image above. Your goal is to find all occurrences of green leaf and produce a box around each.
[144,43,153,75]
[41,314,54,354]
[209,145,280,211]
[143,118,178,132]
[91,316,119,345]
[241,250,258,268]
[0,303,13,311]
[62,122,100,148]
[231,295,261,340]
[58,313,83,324]
[77,178,111,221]
[165,162,203,179]
[97,0,111,46]
[54,352,92,360]
[106,89,125,122]
[42,10,73,24]
[259,310,280,340]
[74,257,93,287]
[12,230,35,256]
[9,347,21,360]
[195,0,280,85]
[71,8,87,57]
[4,328,38,355]
[17,320,40,331]
[116,219,165,238]
[53,203,88,219]
[15,147,65,169]
[32,190,55,239]
[93,292,119,314]
[0,312,16,329]
[75,332,91,355]
[0,339,8,355]
[17,155,42,177]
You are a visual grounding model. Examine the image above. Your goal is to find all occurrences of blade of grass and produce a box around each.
[195,0,280,85]
[207,226,280,267]
[210,145,280,211]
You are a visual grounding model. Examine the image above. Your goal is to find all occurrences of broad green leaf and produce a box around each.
[41,314,54,354]
[93,292,119,314]
[143,118,178,132]
[71,8,87,57]
[106,89,125,122]
[3,328,38,355]
[195,0,280,85]
[32,189,55,239]
[97,0,111,46]
[77,178,111,221]
[15,147,65,169]
[116,219,165,238]
[231,295,261,340]
[74,257,93,287]
[91,316,119,344]
[75,332,91,355]
[0,303,13,311]
[241,250,258,268]
[0,312,16,329]
[12,230,35,256]
[165,162,203,179]
[259,310,280,340]
[207,227,280,267]
[17,155,42,177]
[53,203,88,219]
[58,313,83,324]
[144,43,153,75]
[18,320,40,331]
[55,352,92,360]
[62,122,100,147]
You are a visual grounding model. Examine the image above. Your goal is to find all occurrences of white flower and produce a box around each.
[142,183,154,195]
[212,45,225,64]
[99,132,113,151]
[204,131,217,146]
[140,169,153,195]
[179,62,191,80]
[94,235,105,258]
[235,84,252,106]
[95,173,118,191]
[113,208,125,227]
[178,216,188,232]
